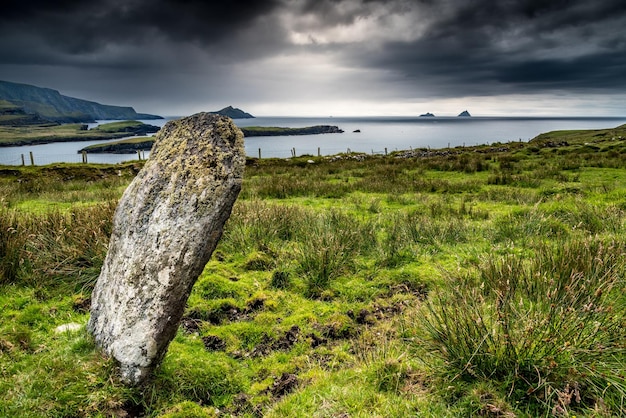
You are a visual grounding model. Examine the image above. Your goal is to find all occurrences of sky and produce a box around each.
[1,0,625,117]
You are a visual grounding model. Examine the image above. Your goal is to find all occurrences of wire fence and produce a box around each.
[0,150,149,166]
[1,146,395,166]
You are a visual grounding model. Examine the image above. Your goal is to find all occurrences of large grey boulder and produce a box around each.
[87,112,245,385]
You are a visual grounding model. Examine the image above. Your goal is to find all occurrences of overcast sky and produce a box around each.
[1,0,625,117]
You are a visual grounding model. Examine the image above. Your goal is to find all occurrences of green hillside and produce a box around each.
[1,125,626,416]
[0,80,162,123]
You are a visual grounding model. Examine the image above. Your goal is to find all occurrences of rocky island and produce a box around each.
[240,125,343,137]
[210,106,254,119]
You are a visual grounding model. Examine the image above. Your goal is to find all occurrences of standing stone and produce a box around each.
[87,113,245,385]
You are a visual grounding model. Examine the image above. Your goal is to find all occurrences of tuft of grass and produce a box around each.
[420,238,626,416]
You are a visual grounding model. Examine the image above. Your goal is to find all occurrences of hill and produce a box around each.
[0,80,162,123]
[210,105,254,119]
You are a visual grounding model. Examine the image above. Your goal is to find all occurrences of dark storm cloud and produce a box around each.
[1,0,625,114]
[357,0,626,96]
[0,0,284,64]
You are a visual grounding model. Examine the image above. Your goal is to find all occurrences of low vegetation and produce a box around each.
[1,124,626,417]
[240,125,343,136]
[0,120,159,147]
[79,136,154,154]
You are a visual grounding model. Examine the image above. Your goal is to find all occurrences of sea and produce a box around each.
[1,116,625,166]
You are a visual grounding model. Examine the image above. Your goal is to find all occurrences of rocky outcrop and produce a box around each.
[210,106,254,119]
[87,112,245,385]
[78,138,155,154]
[240,125,343,137]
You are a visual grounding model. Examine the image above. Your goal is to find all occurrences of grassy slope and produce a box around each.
[80,136,154,153]
[1,125,626,417]
[0,120,155,146]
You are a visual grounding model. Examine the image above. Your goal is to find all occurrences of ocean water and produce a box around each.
[1,116,625,165]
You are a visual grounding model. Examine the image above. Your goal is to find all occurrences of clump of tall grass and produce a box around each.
[0,202,115,292]
[296,210,374,298]
[420,238,626,415]
[0,208,24,284]
[220,200,311,255]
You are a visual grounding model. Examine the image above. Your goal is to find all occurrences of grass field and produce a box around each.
[0,120,157,147]
[1,124,626,417]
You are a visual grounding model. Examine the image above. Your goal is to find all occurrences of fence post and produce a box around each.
[258,148,261,159]
[21,154,25,166]
[384,147,388,156]
[82,151,87,163]
[137,150,141,161]
[29,151,34,166]
[318,147,320,157]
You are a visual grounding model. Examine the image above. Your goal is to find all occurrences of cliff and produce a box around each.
[0,80,162,123]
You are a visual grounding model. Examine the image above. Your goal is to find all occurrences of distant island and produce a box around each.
[210,106,254,119]
[240,125,343,137]
[0,80,162,124]
[419,111,472,118]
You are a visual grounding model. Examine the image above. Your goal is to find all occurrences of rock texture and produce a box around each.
[87,112,245,385]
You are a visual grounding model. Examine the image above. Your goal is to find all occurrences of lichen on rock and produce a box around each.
[87,112,245,385]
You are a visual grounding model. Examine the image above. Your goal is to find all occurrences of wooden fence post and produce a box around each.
[29,151,34,166]
[21,154,25,166]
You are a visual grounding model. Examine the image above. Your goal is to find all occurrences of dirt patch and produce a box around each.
[202,335,226,351]
[308,333,328,348]
[179,316,202,334]
[267,373,299,398]
[273,325,299,350]
[246,325,301,358]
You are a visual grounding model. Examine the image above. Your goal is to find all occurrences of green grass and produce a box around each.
[79,136,154,153]
[1,125,626,416]
[0,120,157,146]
